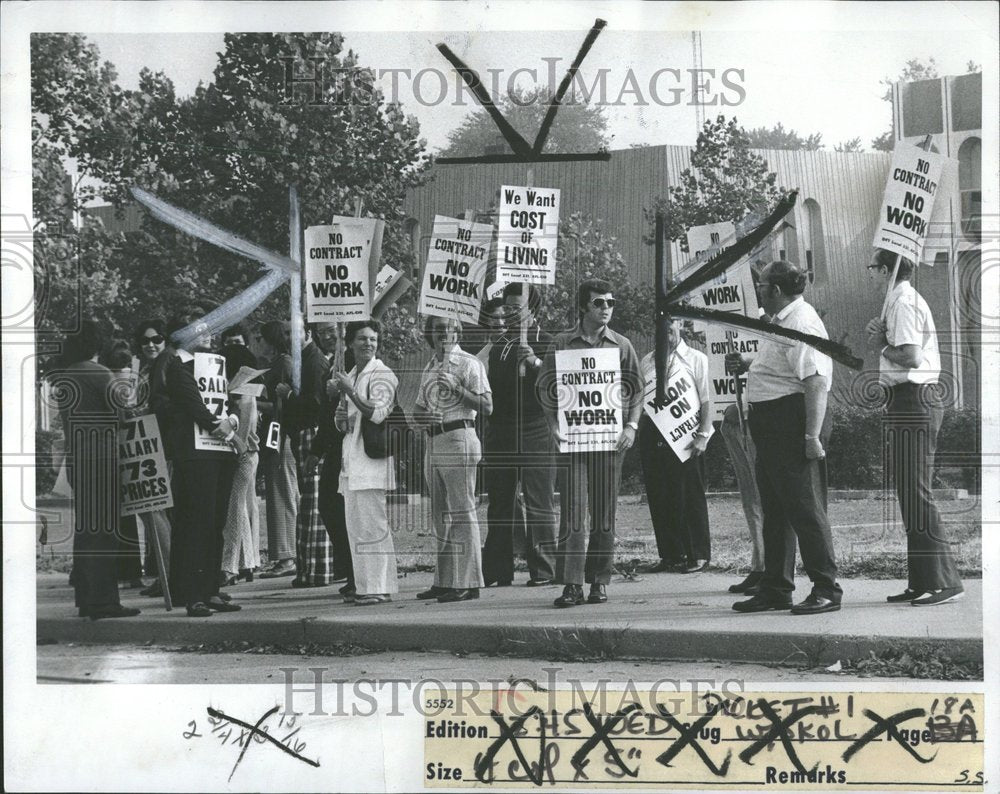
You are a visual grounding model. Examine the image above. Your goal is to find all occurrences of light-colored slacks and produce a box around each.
[341,482,398,595]
[720,409,765,571]
[222,451,261,574]
[426,427,485,589]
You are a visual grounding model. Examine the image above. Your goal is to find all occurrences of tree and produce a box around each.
[533,212,652,337]
[744,123,823,151]
[834,137,864,153]
[646,116,786,252]
[32,33,432,361]
[439,85,609,156]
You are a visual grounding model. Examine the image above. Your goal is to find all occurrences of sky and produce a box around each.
[84,25,987,155]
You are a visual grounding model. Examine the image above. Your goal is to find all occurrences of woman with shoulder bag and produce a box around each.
[331,320,399,605]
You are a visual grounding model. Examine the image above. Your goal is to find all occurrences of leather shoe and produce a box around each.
[260,560,296,579]
[437,588,480,603]
[207,597,242,613]
[417,586,446,600]
[483,578,513,587]
[89,605,141,621]
[338,583,356,595]
[728,571,764,594]
[682,559,710,574]
[791,593,841,615]
[186,602,213,618]
[886,588,921,603]
[554,585,585,608]
[647,559,684,574]
[526,578,555,587]
[140,580,164,598]
[732,594,792,613]
[587,584,608,604]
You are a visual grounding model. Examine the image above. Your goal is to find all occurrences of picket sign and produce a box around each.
[119,414,173,517]
[641,367,712,463]
[193,352,232,452]
[418,214,492,324]
[876,135,941,320]
[554,347,622,453]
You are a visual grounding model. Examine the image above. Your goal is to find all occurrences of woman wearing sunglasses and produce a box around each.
[130,320,174,600]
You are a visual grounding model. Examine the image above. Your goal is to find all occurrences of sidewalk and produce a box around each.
[36,570,982,667]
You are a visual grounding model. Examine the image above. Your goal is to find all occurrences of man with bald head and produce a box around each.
[726,260,842,615]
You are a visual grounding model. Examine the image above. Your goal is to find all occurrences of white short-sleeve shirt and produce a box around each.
[880,281,941,386]
[748,297,832,402]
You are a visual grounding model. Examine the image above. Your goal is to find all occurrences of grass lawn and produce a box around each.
[386,494,982,579]
[36,495,982,580]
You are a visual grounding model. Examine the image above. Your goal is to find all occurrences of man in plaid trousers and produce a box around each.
[288,323,340,587]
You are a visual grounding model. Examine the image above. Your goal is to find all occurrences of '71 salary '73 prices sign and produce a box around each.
[305,218,376,321]
[193,352,231,452]
[118,413,173,516]
[554,348,622,453]
[418,215,493,324]
[872,142,947,264]
[496,185,560,285]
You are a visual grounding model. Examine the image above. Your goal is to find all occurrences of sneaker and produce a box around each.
[911,588,965,607]
[886,588,921,603]
[554,584,585,608]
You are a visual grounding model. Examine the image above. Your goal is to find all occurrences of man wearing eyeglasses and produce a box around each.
[726,260,842,616]
[864,248,963,607]
[540,278,643,607]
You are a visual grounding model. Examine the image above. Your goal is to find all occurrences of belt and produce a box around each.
[428,418,474,437]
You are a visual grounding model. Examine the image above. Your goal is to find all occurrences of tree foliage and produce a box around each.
[534,212,653,337]
[439,86,609,156]
[646,116,785,251]
[32,32,431,362]
[744,122,824,151]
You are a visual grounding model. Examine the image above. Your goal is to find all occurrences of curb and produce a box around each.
[36,615,983,667]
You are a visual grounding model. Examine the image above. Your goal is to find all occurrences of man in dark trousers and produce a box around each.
[727,261,842,615]
[303,325,357,595]
[865,248,964,606]
[540,278,644,607]
[481,283,559,588]
[154,314,239,617]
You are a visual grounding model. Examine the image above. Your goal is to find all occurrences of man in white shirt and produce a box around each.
[865,248,964,606]
[726,261,842,615]
[638,319,713,573]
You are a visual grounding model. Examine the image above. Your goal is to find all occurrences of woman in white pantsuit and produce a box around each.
[333,321,399,606]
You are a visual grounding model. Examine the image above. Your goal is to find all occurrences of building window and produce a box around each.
[902,79,944,137]
[801,199,826,285]
[951,72,982,132]
[958,137,981,242]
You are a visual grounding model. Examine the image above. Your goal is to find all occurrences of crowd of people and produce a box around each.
[54,256,964,620]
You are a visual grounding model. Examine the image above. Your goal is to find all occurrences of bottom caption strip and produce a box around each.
[423,689,983,789]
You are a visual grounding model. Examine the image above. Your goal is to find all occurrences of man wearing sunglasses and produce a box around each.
[864,248,963,607]
[540,278,643,607]
[726,260,842,616]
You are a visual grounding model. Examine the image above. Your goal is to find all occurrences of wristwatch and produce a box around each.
[692,430,709,439]
[626,421,638,431]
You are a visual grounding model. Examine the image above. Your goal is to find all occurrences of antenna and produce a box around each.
[691,31,705,133]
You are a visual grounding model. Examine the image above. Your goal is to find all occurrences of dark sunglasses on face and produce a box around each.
[143,334,165,345]
[591,298,616,309]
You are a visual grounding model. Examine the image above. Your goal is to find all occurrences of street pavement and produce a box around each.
[36,569,982,672]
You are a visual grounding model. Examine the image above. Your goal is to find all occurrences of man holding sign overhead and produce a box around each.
[865,249,964,607]
[638,319,713,575]
[540,279,643,608]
